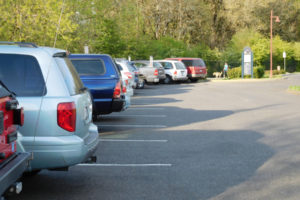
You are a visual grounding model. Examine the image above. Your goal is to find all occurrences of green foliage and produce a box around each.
[289,85,300,92]
[253,66,265,78]
[228,67,242,79]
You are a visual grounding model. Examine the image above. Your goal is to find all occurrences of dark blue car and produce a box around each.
[69,54,125,117]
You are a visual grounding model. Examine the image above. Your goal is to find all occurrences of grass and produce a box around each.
[289,85,300,92]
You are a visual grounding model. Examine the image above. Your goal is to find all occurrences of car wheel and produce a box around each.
[164,76,172,84]
[137,79,145,89]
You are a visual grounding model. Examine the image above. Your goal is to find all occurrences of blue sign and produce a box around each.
[242,47,253,78]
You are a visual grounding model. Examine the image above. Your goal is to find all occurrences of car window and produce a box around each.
[134,63,147,68]
[153,62,163,68]
[181,59,206,67]
[0,54,46,96]
[71,59,106,75]
[55,57,85,96]
[161,62,173,69]
[175,62,186,69]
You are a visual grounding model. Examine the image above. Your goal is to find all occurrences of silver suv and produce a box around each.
[0,42,99,172]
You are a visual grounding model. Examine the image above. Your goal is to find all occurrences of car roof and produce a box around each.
[0,45,66,57]
[69,54,112,58]
[166,58,203,60]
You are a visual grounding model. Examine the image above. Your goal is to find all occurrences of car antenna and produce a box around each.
[53,0,66,48]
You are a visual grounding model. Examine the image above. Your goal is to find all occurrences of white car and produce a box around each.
[156,60,188,83]
[116,60,135,96]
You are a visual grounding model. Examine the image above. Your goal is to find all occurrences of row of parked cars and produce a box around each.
[0,42,207,198]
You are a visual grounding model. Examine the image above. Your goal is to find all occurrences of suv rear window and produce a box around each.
[71,59,106,75]
[181,59,206,67]
[0,54,46,96]
[55,57,85,96]
[175,62,186,69]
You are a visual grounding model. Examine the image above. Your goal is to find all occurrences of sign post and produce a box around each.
[283,51,286,72]
[242,47,253,79]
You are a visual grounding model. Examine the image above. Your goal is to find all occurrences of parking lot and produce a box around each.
[11,74,300,200]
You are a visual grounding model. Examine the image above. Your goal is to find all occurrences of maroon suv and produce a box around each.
[0,81,30,197]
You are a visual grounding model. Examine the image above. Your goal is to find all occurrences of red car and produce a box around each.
[0,82,30,197]
[165,58,207,82]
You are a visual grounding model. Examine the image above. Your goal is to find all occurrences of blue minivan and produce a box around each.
[69,54,125,117]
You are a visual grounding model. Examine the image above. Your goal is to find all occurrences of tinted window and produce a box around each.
[0,54,46,96]
[55,57,84,96]
[161,62,173,69]
[153,62,163,68]
[181,59,206,67]
[71,59,106,75]
[175,62,186,69]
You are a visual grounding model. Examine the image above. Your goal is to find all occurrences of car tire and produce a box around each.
[164,76,172,84]
[137,79,145,89]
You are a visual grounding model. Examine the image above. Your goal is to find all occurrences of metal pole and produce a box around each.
[270,10,273,78]
[284,57,286,72]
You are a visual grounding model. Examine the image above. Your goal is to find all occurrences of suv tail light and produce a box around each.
[174,71,177,75]
[113,81,121,99]
[154,69,158,76]
[57,102,76,132]
[122,85,127,93]
[125,72,133,79]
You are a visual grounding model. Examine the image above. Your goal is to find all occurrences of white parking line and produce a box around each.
[99,139,168,142]
[128,107,165,110]
[99,124,167,128]
[108,114,166,118]
[78,163,172,167]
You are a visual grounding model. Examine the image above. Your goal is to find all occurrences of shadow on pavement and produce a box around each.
[15,129,273,200]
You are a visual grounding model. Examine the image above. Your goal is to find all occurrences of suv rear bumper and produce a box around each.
[22,124,99,171]
[111,96,125,112]
[188,74,207,79]
[0,152,31,195]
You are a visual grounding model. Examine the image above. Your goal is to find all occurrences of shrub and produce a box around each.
[253,66,265,78]
[228,67,242,79]
[272,69,286,75]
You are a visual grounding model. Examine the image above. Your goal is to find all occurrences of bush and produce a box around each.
[272,69,286,75]
[228,67,242,79]
[253,66,265,78]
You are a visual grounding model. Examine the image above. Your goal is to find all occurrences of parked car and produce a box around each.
[0,42,99,173]
[165,58,207,82]
[129,62,145,89]
[156,60,188,83]
[132,60,166,84]
[0,81,30,197]
[69,54,126,117]
[115,59,135,96]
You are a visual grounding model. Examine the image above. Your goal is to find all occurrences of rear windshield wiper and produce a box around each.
[79,87,88,93]
[0,80,16,97]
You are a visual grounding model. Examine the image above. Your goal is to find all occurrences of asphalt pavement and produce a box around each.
[10,74,300,200]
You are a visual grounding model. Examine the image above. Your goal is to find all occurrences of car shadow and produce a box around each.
[15,129,273,200]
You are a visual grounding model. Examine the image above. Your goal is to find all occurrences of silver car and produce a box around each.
[0,42,99,172]
[156,60,188,83]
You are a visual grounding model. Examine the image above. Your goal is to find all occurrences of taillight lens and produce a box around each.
[113,81,121,99]
[154,69,158,76]
[57,102,76,132]
[174,71,177,75]
[125,72,133,79]
[122,85,127,93]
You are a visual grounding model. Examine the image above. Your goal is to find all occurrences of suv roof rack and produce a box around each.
[0,41,38,48]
